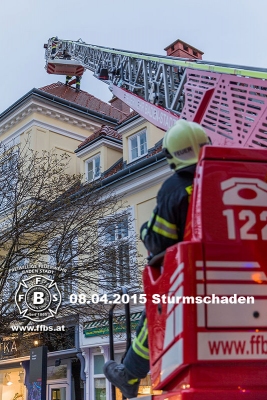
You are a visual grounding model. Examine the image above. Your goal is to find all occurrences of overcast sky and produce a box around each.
[0,0,266,114]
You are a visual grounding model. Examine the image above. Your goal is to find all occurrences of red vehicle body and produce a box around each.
[144,146,267,399]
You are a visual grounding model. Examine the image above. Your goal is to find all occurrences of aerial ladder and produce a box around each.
[44,37,267,149]
[44,38,267,399]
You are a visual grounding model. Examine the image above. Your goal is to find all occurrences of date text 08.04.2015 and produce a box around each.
[69,293,147,305]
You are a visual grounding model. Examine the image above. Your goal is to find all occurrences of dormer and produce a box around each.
[75,125,123,182]
[117,112,165,164]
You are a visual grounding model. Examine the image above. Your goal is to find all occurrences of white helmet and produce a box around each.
[162,120,210,171]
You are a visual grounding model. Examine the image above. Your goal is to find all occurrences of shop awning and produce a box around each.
[83,312,142,338]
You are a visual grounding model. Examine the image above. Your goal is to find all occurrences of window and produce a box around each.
[129,130,147,161]
[0,151,18,212]
[98,209,137,292]
[2,271,21,313]
[193,50,198,57]
[93,355,106,400]
[85,154,101,181]
[47,364,68,380]
[2,249,29,313]
[48,237,78,302]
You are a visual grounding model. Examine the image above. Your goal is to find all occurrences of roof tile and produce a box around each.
[39,82,128,121]
[118,110,139,124]
[78,125,121,149]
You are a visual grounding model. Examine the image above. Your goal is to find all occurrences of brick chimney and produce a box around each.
[164,39,203,60]
[109,96,130,115]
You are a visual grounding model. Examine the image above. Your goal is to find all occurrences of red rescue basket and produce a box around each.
[46,58,85,76]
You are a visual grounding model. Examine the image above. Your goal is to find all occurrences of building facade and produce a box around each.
[0,83,128,400]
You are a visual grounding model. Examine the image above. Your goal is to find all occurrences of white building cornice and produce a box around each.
[117,116,146,135]
[0,98,109,139]
[1,119,90,144]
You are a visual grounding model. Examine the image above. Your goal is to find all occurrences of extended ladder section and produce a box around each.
[45,38,267,148]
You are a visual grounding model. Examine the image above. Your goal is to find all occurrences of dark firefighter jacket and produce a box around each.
[140,164,196,256]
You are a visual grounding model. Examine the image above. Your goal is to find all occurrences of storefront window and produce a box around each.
[113,353,124,400]
[94,377,106,400]
[139,375,152,395]
[51,387,66,399]
[0,368,26,400]
[93,355,106,400]
[47,364,67,380]
[94,355,104,375]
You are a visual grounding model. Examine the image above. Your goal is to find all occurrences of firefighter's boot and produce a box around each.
[103,360,140,398]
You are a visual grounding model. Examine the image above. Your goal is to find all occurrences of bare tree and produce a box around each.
[0,139,142,337]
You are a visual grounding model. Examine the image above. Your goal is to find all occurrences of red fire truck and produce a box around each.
[44,38,267,399]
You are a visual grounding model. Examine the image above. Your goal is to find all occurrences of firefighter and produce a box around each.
[62,49,71,60]
[51,36,59,59]
[65,75,81,92]
[65,75,72,85]
[140,120,211,256]
[75,76,81,92]
[103,120,210,399]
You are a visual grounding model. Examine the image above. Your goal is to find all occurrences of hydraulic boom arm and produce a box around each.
[44,38,267,148]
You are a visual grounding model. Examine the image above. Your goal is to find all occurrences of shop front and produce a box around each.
[0,327,84,400]
[80,311,154,400]
[0,367,26,400]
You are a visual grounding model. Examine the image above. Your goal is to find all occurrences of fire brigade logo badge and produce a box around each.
[15,275,61,322]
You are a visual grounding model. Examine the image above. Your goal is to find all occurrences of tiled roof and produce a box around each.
[77,125,121,149]
[103,139,163,179]
[147,138,163,157]
[118,110,139,124]
[39,82,128,121]
[103,157,124,178]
